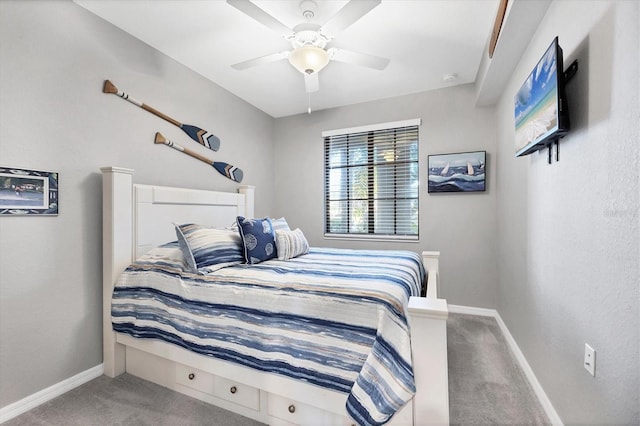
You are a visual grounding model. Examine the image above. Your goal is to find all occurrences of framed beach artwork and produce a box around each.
[428,151,486,193]
[0,167,58,215]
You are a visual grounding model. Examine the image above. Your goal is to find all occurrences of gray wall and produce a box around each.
[273,85,498,308]
[495,1,639,423]
[0,0,275,407]
[2,0,637,423]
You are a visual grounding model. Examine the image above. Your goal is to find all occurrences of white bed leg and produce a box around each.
[101,167,134,377]
[408,297,449,425]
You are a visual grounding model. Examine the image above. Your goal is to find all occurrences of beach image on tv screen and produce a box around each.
[514,42,558,153]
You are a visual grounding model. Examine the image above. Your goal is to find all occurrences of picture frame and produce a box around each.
[0,167,59,215]
[428,151,486,193]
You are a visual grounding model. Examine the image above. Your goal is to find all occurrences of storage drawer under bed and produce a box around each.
[176,363,260,411]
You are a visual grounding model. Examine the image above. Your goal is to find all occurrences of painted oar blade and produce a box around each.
[213,162,243,183]
[181,124,221,151]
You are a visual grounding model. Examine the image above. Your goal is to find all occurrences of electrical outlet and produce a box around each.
[584,343,596,376]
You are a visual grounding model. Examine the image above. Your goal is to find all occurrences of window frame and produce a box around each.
[322,118,421,242]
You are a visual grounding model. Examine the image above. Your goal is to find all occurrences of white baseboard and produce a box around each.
[0,364,104,424]
[493,312,564,425]
[448,304,497,317]
[449,305,564,426]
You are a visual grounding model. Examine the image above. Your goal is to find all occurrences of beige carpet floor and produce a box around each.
[4,313,550,425]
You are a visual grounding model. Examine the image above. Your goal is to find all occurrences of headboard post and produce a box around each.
[100,166,133,377]
[238,185,255,217]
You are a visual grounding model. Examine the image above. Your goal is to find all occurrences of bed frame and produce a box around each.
[101,167,449,425]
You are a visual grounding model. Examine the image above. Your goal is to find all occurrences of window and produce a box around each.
[323,119,420,240]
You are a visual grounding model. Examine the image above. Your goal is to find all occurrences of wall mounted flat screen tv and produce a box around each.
[514,37,569,157]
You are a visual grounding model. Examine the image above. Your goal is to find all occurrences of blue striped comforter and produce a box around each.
[112,244,425,425]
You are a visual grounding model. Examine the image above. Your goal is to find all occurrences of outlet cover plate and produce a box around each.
[584,343,596,376]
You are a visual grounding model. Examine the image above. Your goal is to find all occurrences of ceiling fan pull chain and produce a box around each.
[307,92,311,114]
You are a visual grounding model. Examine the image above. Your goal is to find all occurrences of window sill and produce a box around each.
[324,234,419,243]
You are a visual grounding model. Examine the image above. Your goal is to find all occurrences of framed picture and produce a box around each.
[428,151,486,193]
[0,167,58,215]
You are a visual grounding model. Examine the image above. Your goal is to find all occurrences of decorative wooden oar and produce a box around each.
[154,132,243,183]
[103,80,220,152]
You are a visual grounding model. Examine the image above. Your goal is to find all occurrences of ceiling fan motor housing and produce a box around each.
[290,23,328,48]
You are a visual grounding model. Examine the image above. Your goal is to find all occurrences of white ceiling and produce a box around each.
[75,0,501,118]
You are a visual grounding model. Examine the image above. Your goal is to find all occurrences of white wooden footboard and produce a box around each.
[101,167,449,425]
[408,251,449,425]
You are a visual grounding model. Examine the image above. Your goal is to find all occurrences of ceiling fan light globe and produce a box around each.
[289,46,330,75]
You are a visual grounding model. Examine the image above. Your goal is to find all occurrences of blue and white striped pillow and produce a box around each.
[270,217,290,232]
[275,228,309,261]
[174,223,243,273]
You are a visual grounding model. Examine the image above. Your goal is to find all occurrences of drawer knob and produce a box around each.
[230,386,237,394]
[288,404,296,414]
[188,373,195,380]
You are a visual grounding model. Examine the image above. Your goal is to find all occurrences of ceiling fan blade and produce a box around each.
[321,0,381,37]
[226,0,294,37]
[231,51,290,70]
[329,48,390,70]
[305,73,319,93]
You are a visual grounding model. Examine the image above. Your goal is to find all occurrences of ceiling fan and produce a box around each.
[227,0,390,94]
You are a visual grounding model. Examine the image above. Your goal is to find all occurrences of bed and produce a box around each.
[101,167,449,426]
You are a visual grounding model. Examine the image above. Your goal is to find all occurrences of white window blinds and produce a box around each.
[324,121,419,239]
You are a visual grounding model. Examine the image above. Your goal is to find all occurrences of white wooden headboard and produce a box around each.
[100,166,254,377]
[132,184,252,258]
[100,167,254,261]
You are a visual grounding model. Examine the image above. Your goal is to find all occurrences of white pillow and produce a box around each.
[275,228,309,261]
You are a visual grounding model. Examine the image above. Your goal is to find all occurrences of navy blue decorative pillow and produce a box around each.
[236,216,277,264]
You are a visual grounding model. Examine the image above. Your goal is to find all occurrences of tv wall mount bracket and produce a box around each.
[548,59,579,164]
